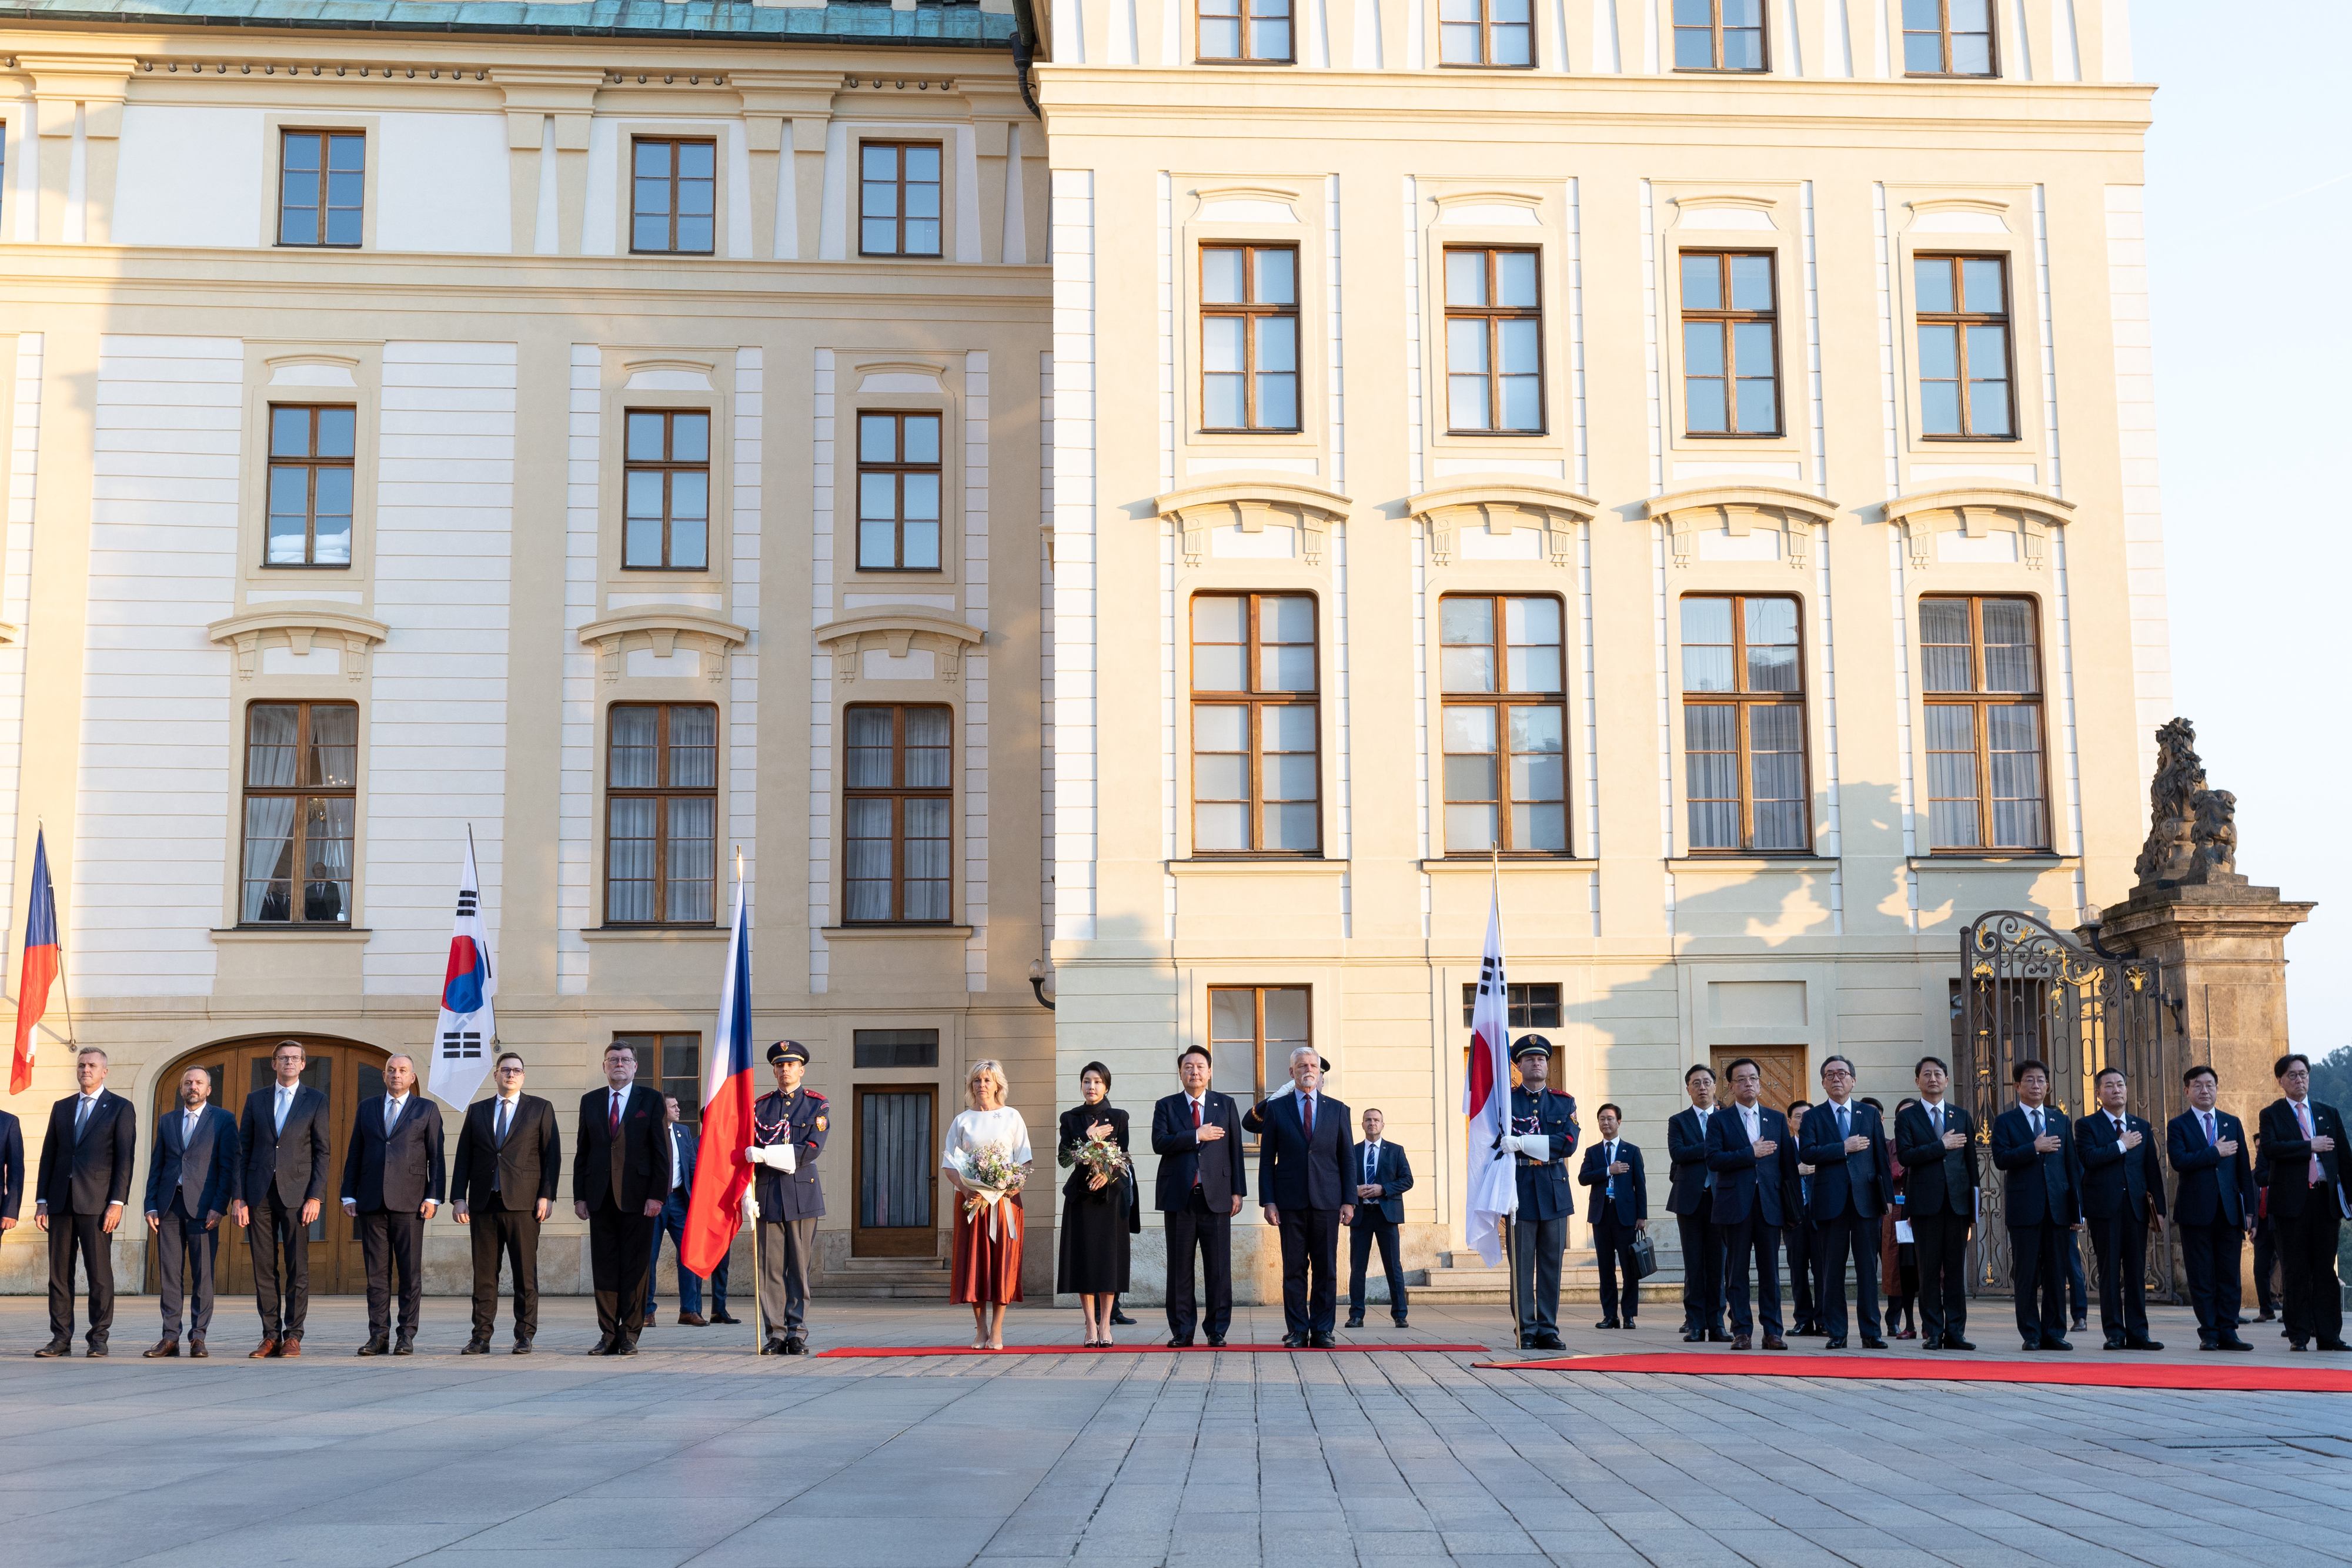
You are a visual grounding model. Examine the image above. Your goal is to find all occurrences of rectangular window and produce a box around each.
[1200,245,1299,431]
[1672,0,1766,69]
[606,703,718,924]
[1191,593,1319,854]
[1439,594,1567,854]
[1920,596,2046,850]
[1439,0,1534,65]
[1681,595,1809,852]
[1460,981,1563,1029]
[1445,248,1542,433]
[844,704,953,923]
[279,131,364,248]
[1681,251,1779,436]
[1210,985,1310,1106]
[622,410,710,570]
[1199,0,1294,61]
[860,142,943,258]
[853,1029,942,1069]
[240,701,356,925]
[1903,0,1994,76]
[631,138,716,255]
[614,1033,701,1125]
[856,412,944,571]
[1915,254,2013,438]
[265,405,356,567]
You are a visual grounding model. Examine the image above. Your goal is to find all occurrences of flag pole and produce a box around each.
[1492,847,1519,1352]
[738,844,764,1356]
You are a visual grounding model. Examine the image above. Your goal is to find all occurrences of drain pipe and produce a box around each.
[1010,0,1044,119]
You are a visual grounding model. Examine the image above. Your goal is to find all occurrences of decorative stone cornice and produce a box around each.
[1154,479,1352,569]
[1646,482,1839,571]
[207,605,390,684]
[576,607,748,686]
[1881,483,2074,571]
[1406,479,1597,568]
[811,609,984,686]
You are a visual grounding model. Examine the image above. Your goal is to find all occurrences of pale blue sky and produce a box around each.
[2140,0,2347,1052]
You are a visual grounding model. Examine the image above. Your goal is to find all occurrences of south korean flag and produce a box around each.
[427,837,499,1110]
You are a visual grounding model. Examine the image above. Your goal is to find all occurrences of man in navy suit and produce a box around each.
[1893,1057,1978,1350]
[2167,1064,2257,1351]
[1151,1046,1247,1348]
[1255,1047,1354,1348]
[647,1094,729,1328]
[1797,1055,1893,1349]
[33,1047,137,1358]
[1782,1098,1820,1334]
[340,1054,446,1356]
[1707,1058,1792,1350]
[141,1063,240,1358]
[1990,1058,2083,1351]
[235,1038,332,1358]
[1666,1064,1725,1343]
[2076,1066,2166,1351]
[2257,1052,2351,1352]
[0,1102,22,1238]
[1343,1107,1414,1329]
[1578,1103,1647,1330]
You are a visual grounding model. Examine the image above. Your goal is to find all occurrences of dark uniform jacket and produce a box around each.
[143,1103,240,1219]
[1705,1102,1793,1228]
[2168,1106,2255,1228]
[1892,1099,1979,1219]
[1990,1103,2083,1228]
[751,1087,828,1221]
[1509,1086,1579,1222]
[2077,1108,2167,1223]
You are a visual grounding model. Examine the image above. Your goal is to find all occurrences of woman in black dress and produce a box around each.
[1057,1061,1135,1346]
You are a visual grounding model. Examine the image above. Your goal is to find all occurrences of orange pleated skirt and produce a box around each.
[950,1192,1025,1305]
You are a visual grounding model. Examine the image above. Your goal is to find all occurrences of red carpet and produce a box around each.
[817,1342,1488,1358]
[1478,1352,2352,1392]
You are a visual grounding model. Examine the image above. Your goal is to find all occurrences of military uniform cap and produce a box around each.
[1510,1035,1554,1063]
[768,1040,811,1065]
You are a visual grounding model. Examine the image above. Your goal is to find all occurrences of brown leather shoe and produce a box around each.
[142,1338,181,1359]
[278,1339,302,1358]
[1762,1335,1789,1350]
[249,1338,279,1359]
[677,1312,708,1327]
[189,1340,209,1359]
[1731,1333,1751,1350]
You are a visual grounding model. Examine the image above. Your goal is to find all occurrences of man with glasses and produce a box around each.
[1795,1057,1892,1349]
[2257,1054,2351,1352]
[452,1052,560,1354]
[235,1039,331,1358]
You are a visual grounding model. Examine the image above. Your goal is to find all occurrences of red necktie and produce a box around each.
[609,1092,621,1139]
[1191,1100,1202,1188]
[1304,1095,1314,1141]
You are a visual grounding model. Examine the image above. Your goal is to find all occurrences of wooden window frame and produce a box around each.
[1459,981,1562,1029]
[1438,592,1570,857]
[1197,0,1297,62]
[1902,0,1997,78]
[1208,984,1312,1109]
[1190,591,1321,857]
[613,1032,702,1126]
[1198,243,1302,434]
[1443,246,1545,435]
[1920,595,2049,854]
[858,141,945,259]
[854,410,945,573]
[1679,249,1782,438]
[277,129,365,249]
[1914,252,2017,442]
[1679,593,1812,854]
[1437,0,1536,68]
[630,137,717,256]
[842,703,955,925]
[621,409,711,571]
[1671,0,1769,72]
[264,403,356,569]
[240,699,358,927]
[604,702,720,927]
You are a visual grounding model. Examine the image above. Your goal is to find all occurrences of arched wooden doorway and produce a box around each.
[144,1034,392,1298]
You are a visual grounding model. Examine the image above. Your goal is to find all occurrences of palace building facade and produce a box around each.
[0,0,2164,1299]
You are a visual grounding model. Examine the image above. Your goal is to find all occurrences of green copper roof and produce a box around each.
[0,0,1018,45]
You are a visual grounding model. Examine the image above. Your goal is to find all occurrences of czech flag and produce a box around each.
[425,838,499,1110]
[1462,875,1518,1266]
[9,828,58,1095]
[683,877,753,1278]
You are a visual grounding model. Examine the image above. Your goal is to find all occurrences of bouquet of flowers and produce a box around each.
[950,1141,1027,1236]
[1074,1132,1131,1188]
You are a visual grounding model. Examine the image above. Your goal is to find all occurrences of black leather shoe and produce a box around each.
[1393,1318,1409,1329]
[85,1343,108,1358]
[761,1338,790,1356]
[588,1335,617,1356]
[1308,1330,1335,1349]
[393,1338,415,1357]
[1596,1319,1621,1330]
[33,1340,71,1359]
[2319,1340,2352,1352]
[614,1339,639,1356]
[1344,1315,1365,1329]
[2255,1309,2275,1322]
[2198,1338,2220,1352]
[2290,1339,2310,1352]
[1205,1335,1226,1348]
[1109,1310,1137,1326]
[2218,1336,2254,1352]
[1682,1330,1706,1343]
[2040,1337,2073,1352]
[1281,1332,1305,1349]
[1533,1332,1566,1351]
[709,1312,741,1325]
[511,1340,534,1355]
[1167,1335,1194,1349]
[1861,1336,1887,1350]
[2023,1339,2043,1351]
[1944,1337,1976,1351]
[2125,1337,2164,1351]
[1823,1337,1847,1349]
[1706,1329,1732,1343]
[783,1335,807,1356]
[2104,1333,2127,1350]
[462,1338,492,1355]
[356,1335,391,1357]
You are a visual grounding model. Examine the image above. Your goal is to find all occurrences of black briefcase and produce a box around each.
[1629,1231,1659,1280]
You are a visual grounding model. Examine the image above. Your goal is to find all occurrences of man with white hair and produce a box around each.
[1253,1046,1355,1348]
[340,1054,445,1356]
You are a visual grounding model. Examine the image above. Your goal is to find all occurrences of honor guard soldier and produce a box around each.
[1498,1035,1581,1350]
[741,1041,827,1355]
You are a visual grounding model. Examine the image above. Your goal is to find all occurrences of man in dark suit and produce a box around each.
[340,1054,445,1356]
[1893,1057,1978,1350]
[1152,1045,1247,1348]
[649,1094,729,1327]
[1579,1103,1647,1330]
[235,1038,332,1358]
[1666,1064,1725,1343]
[1706,1058,1792,1351]
[573,1041,673,1355]
[1798,1055,1893,1349]
[451,1051,560,1354]
[1255,1047,1354,1348]
[141,1063,240,1358]
[2257,1053,2351,1352]
[1782,1098,1820,1335]
[2252,1165,2280,1323]
[0,1101,21,1241]
[2168,1064,2257,1351]
[32,1047,136,1358]
[1343,1107,1413,1329]
[1990,1058,2083,1351]
[2076,1066,2166,1351]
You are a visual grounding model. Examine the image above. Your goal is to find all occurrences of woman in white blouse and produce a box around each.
[942,1059,1033,1350]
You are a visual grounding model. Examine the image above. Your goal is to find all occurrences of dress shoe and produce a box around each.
[614,1339,639,1356]
[1281,1332,1305,1349]
[1621,1320,1638,1330]
[1167,1335,1194,1349]
[142,1338,181,1359]
[1896,1328,1917,1340]
[709,1311,741,1325]
[2071,1318,2089,1333]
[249,1338,280,1359]
[279,1339,302,1358]
[1860,1336,1887,1350]
[1730,1333,1751,1350]
[2198,1338,2220,1352]
[1943,1337,1976,1351]
[783,1334,808,1356]
[356,1335,391,1357]
[2039,1336,2073,1352]
[1110,1310,1137,1325]
[1682,1330,1706,1343]
[1392,1318,1409,1329]
[393,1338,415,1357]
[512,1339,534,1355]
[1823,1336,1847,1349]
[588,1334,617,1356]
[1761,1335,1788,1350]
[2217,1336,2254,1352]
[678,1312,708,1327]
[85,1343,108,1358]
[2023,1339,2044,1351]
[1308,1330,1335,1349]
[761,1338,790,1356]
[1705,1329,1732,1343]
[1595,1319,1622,1330]
[2125,1337,2164,1351]
[1532,1332,1566,1351]
[189,1339,208,1358]
[463,1338,492,1355]
[33,1339,71,1359]
[2320,1340,2352,1352]
[1206,1336,1227,1348]
[2256,1309,2276,1322]
[2104,1333,2127,1350]
[1344,1315,1365,1329]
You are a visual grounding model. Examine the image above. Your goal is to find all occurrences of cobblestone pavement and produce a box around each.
[2,1296,2348,1567]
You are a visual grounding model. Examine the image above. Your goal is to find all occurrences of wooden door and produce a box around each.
[1711,1045,1805,1114]
[146,1037,387,1296]
[851,1085,938,1258]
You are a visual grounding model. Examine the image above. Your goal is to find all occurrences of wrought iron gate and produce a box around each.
[1958,911,2179,1300]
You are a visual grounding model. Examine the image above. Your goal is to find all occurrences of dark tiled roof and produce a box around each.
[0,0,1019,45]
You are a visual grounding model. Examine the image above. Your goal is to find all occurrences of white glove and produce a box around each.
[1518,1135,1552,1163]
[742,1145,764,1167]
[778,1143,797,1175]
[1498,1134,1522,1156]
[741,1191,759,1220]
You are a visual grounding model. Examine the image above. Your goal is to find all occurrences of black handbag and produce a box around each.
[1629,1231,1659,1280]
